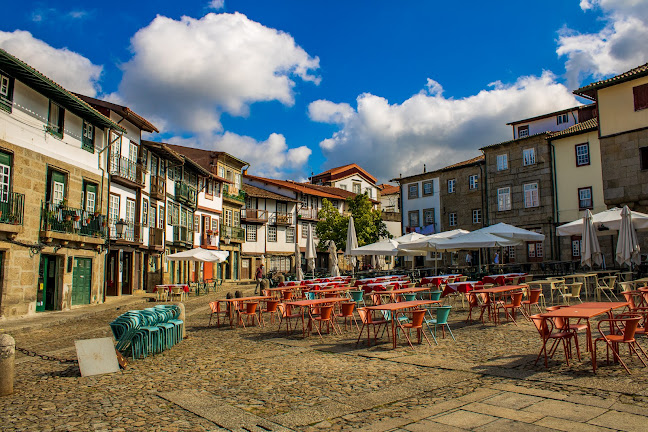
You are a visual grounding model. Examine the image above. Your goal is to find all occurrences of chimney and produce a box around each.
[243,168,248,175]
[423,164,426,173]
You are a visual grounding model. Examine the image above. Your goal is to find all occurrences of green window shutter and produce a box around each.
[0,150,12,167]
[82,121,95,153]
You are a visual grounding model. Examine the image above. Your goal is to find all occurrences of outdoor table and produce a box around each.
[360,281,403,294]
[444,281,481,297]
[369,287,429,302]
[220,296,272,327]
[365,300,441,349]
[267,285,304,299]
[314,286,354,296]
[541,301,628,372]
[287,297,349,337]
[420,274,461,286]
[563,274,597,300]
[471,285,526,322]
[527,279,566,305]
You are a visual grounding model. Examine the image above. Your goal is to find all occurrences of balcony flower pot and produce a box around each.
[73,215,81,222]
[65,215,72,221]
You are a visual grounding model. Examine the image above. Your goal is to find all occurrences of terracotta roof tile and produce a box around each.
[548,118,598,139]
[378,184,399,195]
[311,163,377,184]
[242,184,299,202]
[479,132,550,150]
[574,63,648,99]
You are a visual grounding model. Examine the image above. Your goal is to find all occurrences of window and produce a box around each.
[339,184,347,191]
[47,170,66,206]
[497,187,511,211]
[578,187,593,210]
[365,187,373,198]
[575,143,590,167]
[142,199,149,226]
[571,236,582,258]
[496,154,508,171]
[447,179,455,194]
[82,121,95,153]
[633,83,648,111]
[233,211,240,227]
[423,208,435,227]
[194,214,200,232]
[109,195,120,237]
[246,224,257,242]
[218,166,225,179]
[286,226,295,243]
[472,209,481,224]
[506,246,516,262]
[150,206,156,230]
[0,151,11,203]
[408,183,419,199]
[0,73,14,113]
[408,210,419,227]
[268,225,277,242]
[301,221,308,238]
[557,113,569,125]
[211,218,219,233]
[523,148,536,166]
[527,241,544,261]
[449,212,457,227]
[523,183,539,208]
[640,147,648,171]
[235,173,241,188]
[423,181,433,196]
[47,101,65,138]
[206,180,213,197]
[518,125,529,138]
[224,209,232,226]
[158,205,164,229]
[352,182,361,194]
[469,175,478,190]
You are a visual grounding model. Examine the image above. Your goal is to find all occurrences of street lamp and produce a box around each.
[115,219,127,239]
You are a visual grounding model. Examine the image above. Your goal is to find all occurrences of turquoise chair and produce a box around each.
[424,306,455,341]
[403,293,417,302]
[348,290,365,307]
[306,291,317,300]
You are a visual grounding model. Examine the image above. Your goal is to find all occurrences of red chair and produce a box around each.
[478,293,492,323]
[594,315,648,374]
[208,301,227,327]
[338,302,359,330]
[277,303,301,334]
[496,292,525,325]
[466,292,480,323]
[260,299,280,326]
[546,305,588,336]
[522,289,543,316]
[397,309,432,350]
[282,290,293,301]
[370,293,383,306]
[356,308,389,347]
[312,305,339,338]
[531,314,580,368]
[237,302,261,328]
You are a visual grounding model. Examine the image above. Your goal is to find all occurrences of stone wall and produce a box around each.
[440,163,484,233]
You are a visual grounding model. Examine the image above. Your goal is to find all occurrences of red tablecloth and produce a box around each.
[421,275,461,286]
[442,281,481,297]
[155,284,189,293]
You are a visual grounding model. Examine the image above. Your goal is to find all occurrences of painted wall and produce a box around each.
[333,174,378,199]
[512,109,580,139]
[553,130,606,223]
[598,76,648,137]
[400,177,440,234]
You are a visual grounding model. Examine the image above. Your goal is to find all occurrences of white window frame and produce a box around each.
[469,175,478,190]
[246,224,257,242]
[523,148,536,166]
[572,239,581,257]
[449,212,457,227]
[496,154,508,171]
[472,209,481,224]
[0,162,10,203]
[353,182,361,194]
[497,187,511,211]
[523,183,539,208]
[268,225,277,242]
[576,143,590,166]
[286,226,295,243]
[0,75,10,98]
[448,179,455,194]
[423,181,433,196]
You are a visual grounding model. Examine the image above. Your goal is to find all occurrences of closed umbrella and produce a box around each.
[616,206,641,267]
[582,209,603,268]
[306,223,317,278]
[329,240,340,277]
[295,241,304,281]
[345,216,358,276]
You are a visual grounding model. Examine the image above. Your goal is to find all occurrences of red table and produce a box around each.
[288,297,349,337]
[219,296,272,328]
[443,281,480,297]
[365,300,441,349]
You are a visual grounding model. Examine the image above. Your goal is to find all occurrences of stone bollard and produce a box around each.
[0,334,15,396]
[176,303,186,339]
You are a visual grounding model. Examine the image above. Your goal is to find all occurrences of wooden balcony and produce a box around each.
[149,227,164,250]
[150,175,166,201]
[241,208,268,224]
[298,207,318,221]
[275,212,293,226]
[110,154,145,189]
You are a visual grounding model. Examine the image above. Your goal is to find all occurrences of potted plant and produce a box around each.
[73,215,81,222]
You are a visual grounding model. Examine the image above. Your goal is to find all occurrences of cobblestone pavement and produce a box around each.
[3,286,648,431]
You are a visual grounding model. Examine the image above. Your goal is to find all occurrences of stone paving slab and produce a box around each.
[523,399,608,422]
[430,409,498,429]
[269,400,354,428]
[535,416,616,432]
[481,391,544,409]
[588,410,648,432]
[474,418,558,432]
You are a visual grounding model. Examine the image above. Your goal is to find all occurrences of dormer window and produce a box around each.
[82,120,95,153]
[47,101,65,138]
[0,73,14,113]
[518,125,529,138]
[557,113,569,125]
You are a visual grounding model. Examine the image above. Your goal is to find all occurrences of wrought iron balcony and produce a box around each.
[175,181,197,208]
[0,192,25,225]
[41,202,105,238]
[220,224,245,242]
[222,184,246,203]
[150,175,166,200]
[149,227,164,248]
[173,225,194,246]
[110,154,144,186]
[109,221,142,242]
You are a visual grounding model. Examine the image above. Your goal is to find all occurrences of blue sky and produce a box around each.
[2,1,648,182]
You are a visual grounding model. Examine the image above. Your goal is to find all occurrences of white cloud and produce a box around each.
[168,131,312,179]
[0,30,102,96]
[310,72,580,182]
[558,0,648,87]
[207,0,225,10]
[116,12,320,135]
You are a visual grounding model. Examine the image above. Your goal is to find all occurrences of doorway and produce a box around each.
[122,252,133,295]
[241,258,251,279]
[107,251,119,296]
[37,255,58,312]
[71,257,92,305]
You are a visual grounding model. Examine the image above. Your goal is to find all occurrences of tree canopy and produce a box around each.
[315,194,390,251]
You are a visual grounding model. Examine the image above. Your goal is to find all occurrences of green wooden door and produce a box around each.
[72,258,92,305]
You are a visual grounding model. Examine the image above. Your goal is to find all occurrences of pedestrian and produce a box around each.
[494,252,500,265]
[465,252,472,266]
[255,263,264,295]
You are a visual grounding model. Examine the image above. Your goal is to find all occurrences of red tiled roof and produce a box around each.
[440,155,484,171]
[547,118,598,139]
[74,94,159,133]
[245,174,342,199]
[378,184,399,195]
[242,183,299,202]
[311,163,377,184]
[574,63,648,99]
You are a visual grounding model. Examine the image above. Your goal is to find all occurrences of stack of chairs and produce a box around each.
[109,305,184,359]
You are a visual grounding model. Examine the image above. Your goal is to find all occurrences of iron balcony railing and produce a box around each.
[150,175,166,200]
[110,154,144,185]
[220,224,245,241]
[174,181,197,208]
[109,221,142,242]
[0,192,25,225]
[223,184,246,203]
[241,208,268,221]
[149,227,164,248]
[173,225,194,245]
[41,202,105,237]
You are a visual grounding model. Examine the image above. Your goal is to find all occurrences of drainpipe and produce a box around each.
[550,140,559,261]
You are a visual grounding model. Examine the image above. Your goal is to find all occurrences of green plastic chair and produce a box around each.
[348,290,365,307]
[403,293,417,302]
[424,306,455,341]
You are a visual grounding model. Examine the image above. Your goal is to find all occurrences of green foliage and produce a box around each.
[315,194,390,251]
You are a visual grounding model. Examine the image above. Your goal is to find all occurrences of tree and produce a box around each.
[315,194,390,251]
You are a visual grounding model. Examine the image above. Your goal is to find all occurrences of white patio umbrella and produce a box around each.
[329,240,340,277]
[557,207,648,236]
[294,241,304,281]
[377,255,386,270]
[350,238,426,256]
[166,248,229,262]
[345,216,358,276]
[616,206,641,267]
[305,223,317,278]
[581,209,603,268]
[479,222,545,241]
[432,231,520,250]
[393,232,427,243]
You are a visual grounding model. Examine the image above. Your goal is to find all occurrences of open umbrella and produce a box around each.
[557,207,648,236]
[345,216,358,276]
[616,206,641,267]
[582,209,603,268]
[479,222,545,241]
[166,248,229,262]
[305,223,317,278]
[329,240,340,277]
[350,238,426,256]
[294,241,304,281]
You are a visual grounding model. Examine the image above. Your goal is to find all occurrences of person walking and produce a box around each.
[255,263,264,295]
[465,252,472,266]
[493,252,500,265]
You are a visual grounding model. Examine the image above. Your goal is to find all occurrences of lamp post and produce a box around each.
[115,218,127,239]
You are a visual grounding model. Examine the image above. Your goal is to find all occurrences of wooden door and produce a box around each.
[72,258,92,305]
[241,258,251,279]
